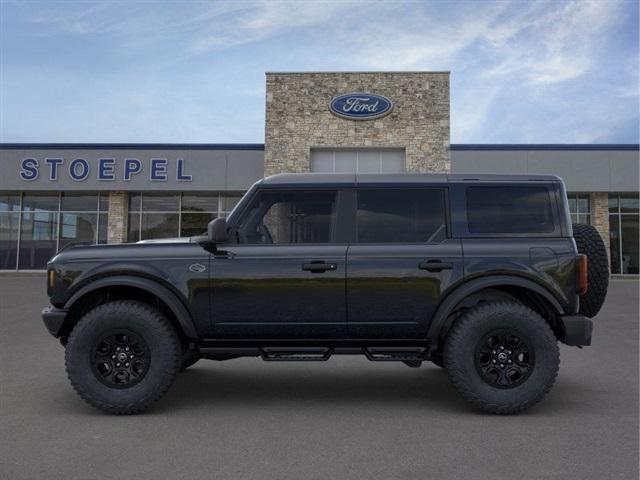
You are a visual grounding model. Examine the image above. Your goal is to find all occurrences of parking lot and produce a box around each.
[0,276,638,480]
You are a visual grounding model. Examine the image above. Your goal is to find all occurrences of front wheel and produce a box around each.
[444,301,559,414]
[65,300,181,414]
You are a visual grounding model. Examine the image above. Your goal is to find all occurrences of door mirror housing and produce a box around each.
[208,217,229,243]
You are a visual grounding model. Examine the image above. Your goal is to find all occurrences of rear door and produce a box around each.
[346,187,464,339]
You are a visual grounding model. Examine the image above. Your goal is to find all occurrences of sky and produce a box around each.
[0,0,638,144]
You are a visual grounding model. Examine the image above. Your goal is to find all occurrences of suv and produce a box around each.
[42,173,609,415]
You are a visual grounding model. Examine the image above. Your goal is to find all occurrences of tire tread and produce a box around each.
[444,301,559,415]
[65,300,181,415]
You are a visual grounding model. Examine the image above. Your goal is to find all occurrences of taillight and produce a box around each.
[577,254,588,295]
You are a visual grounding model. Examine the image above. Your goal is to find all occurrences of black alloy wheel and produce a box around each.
[475,330,534,388]
[91,330,150,388]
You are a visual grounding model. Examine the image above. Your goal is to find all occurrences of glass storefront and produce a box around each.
[1,190,244,270]
[567,193,590,225]
[1,192,108,270]
[127,192,242,242]
[609,193,639,275]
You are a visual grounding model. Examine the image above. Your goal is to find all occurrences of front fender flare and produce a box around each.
[64,275,198,339]
[426,275,566,343]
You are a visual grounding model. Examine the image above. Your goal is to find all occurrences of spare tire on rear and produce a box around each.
[572,223,609,318]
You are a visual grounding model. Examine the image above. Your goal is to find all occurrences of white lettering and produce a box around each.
[342,97,379,113]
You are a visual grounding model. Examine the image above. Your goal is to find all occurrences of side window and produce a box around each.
[466,186,554,234]
[236,191,337,244]
[356,189,446,243]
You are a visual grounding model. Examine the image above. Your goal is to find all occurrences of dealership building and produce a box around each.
[0,72,638,274]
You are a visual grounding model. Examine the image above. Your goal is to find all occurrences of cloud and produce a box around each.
[2,0,637,143]
[188,1,374,52]
[482,0,623,85]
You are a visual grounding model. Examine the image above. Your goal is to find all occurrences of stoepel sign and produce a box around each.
[329,93,393,120]
[19,157,192,182]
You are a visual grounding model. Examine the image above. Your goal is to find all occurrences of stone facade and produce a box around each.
[264,72,450,176]
[107,191,129,244]
[590,192,610,269]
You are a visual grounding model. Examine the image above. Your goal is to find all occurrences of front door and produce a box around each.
[347,187,464,339]
[210,189,347,339]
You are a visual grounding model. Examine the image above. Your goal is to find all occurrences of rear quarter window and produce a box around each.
[466,186,555,234]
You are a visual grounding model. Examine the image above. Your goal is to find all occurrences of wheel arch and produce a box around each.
[60,275,198,343]
[427,275,566,346]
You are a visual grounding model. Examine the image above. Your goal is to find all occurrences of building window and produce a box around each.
[609,193,639,275]
[567,193,591,225]
[311,149,405,173]
[127,192,243,242]
[0,191,108,270]
[0,192,21,269]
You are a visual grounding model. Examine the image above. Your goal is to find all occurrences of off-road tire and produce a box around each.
[65,300,181,414]
[444,302,559,414]
[572,223,609,318]
[181,348,200,371]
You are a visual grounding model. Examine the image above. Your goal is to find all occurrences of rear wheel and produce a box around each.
[65,300,181,414]
[572,223,609,318]
[444,301,559,414]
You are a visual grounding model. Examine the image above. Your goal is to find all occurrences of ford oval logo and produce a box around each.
[329,93,393,120]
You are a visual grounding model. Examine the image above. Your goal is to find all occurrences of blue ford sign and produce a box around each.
[329,93,393,120]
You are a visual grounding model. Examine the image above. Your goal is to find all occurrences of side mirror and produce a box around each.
[207,217,229,243]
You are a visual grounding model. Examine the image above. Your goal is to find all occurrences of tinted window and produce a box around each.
[467,186,554,234]
[237,191,336,244]
[357,189,446,243]
[181,192,218,212]
[60,193,98,211]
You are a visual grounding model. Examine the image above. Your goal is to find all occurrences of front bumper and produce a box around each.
[559,315,593,346]
[42,306,68,338]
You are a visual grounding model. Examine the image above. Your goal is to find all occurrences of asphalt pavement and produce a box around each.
[1,276,638,480]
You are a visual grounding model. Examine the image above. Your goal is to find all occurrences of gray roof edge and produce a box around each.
[262,172,562,185]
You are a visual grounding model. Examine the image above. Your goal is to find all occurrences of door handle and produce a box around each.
[302,262,337,273]
[419,261,453,272]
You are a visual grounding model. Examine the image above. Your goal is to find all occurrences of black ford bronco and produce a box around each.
[42,173,609,414]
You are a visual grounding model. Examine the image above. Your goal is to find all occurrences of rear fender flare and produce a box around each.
[427,275,565,343]
[64,275,198,339]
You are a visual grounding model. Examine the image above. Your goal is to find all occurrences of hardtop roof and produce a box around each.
[260,172,563,186]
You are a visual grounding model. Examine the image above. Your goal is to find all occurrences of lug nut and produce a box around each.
[492,359,496,363]
[508,360,512,364]
[116,347,121,351]
[125,363,129,367]
[116,363,120,367]
[111,355,116,359]
[507,350,511,354]
[125,347,130,351]
[500,346,505,350]
[500,364,504,368]
[130,355,134,359]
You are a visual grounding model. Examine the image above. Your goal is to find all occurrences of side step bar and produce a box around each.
[363,347,428,362]
[261,347,332,361]
[199,346,430,362]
